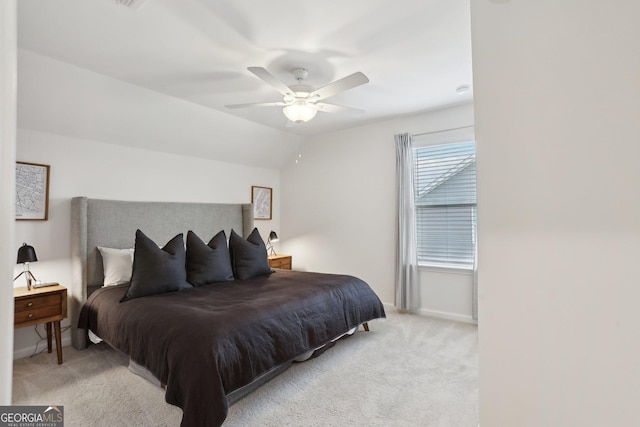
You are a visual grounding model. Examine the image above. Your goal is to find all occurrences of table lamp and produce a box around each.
[14,243,38,290]
[267,231,279,256]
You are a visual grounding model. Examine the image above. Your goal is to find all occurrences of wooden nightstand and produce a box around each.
[268,254,292,270]
[14,285,68,364]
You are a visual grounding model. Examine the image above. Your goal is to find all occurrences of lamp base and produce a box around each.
[267,245,277,256]
[13,270,37,290]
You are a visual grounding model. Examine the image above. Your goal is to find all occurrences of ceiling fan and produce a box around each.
[226,67,369,123]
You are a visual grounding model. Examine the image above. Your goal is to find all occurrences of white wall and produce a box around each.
[281,102,475,320]
[419,267,473,322]
[472,0,640,426]
[0,0,17,405]
[13,129,280,358]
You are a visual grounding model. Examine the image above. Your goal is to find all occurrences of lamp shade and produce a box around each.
[283,102,317,123]
[17,243,37,264]
[268,231,279,242]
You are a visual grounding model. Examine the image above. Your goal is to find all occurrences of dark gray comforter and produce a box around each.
[78,270,385,426]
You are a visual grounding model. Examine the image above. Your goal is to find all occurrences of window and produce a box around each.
[414,140,476,268]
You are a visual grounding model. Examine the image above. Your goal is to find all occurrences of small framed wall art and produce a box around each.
[16,161,50,221]
[251,185,272,220]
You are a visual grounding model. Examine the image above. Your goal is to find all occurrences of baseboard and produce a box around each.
[418,308,477,325]
[13,335,72,360]
[382,302,477,325]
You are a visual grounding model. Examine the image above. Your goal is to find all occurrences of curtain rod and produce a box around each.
[413,124,474,137]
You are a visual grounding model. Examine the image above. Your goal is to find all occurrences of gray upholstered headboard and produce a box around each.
[70,197,254,350]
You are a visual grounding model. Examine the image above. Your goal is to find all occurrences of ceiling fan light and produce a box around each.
[283,103,317,123]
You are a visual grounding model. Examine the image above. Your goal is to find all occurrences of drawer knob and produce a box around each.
[27,302,33,307]
[28,313,34,318]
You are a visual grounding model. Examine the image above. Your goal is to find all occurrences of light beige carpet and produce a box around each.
[12,311,478,426]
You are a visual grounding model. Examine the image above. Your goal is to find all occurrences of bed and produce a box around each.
[70,197,386,427]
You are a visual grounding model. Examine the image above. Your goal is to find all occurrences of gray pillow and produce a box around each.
[228,228,274,280]
[121,230,191,302]
[186,230,234,286]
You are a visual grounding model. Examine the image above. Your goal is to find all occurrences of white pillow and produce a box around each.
[98,246,134,287]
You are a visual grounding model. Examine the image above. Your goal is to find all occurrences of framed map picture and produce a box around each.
[16,161,50,221]
[251,186,272,220]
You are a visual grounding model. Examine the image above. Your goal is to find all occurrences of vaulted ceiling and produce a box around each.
[16,0,472,166]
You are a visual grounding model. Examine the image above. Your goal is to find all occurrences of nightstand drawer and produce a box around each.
[268,255,292,270]
[14,286,67,328]
[14,305,61,324]
[270,259,291,269]
[15,294,61,312]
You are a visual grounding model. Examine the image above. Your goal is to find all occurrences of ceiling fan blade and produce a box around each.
[310,72,369,101]
[225,101,286,109]
[315,102,364,114]
[247,67,293,97]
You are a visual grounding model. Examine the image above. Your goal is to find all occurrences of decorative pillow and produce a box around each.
[228,228,274,280]
[121,230,191,302]
[97,246,134,287]
[186,230,234,286]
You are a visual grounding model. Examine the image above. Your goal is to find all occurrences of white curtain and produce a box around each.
[395,133,419,312]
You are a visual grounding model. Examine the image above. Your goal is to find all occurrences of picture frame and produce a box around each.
[16,161,50,221]
[251,186,272,220]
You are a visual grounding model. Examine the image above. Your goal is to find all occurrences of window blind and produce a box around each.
[414,141,476,267]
